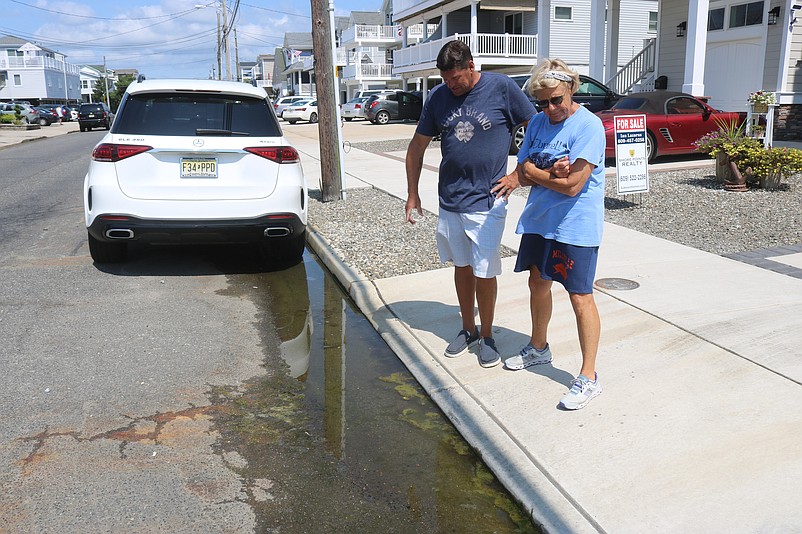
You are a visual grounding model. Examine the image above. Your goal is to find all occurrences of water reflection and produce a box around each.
[226,252,537,531]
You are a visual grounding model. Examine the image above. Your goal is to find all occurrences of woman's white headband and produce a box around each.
[542,71,573,82]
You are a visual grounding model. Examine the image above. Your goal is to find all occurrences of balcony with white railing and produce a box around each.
[343,63,395,80]
[393,33,537,71]
[341,24,398,46]
[0,55,80,75]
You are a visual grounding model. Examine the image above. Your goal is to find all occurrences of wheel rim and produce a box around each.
[377,111,389,124]
[646,132,656,162]
[310,113,318,123]
[513,125,525,151]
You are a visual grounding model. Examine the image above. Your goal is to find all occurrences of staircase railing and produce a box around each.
[606,38,655,94]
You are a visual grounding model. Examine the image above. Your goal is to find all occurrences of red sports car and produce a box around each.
[596,91,745,162]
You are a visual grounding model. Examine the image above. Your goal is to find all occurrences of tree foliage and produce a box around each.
[91,74,136,112]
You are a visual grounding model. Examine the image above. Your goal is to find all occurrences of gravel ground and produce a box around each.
[309,143,802,281]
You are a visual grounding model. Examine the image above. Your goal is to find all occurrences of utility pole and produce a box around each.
[216,10,222,80]
[311,0,345,201]
[234,28,240,82]
[103,55,110,109]
[222,0,231,81]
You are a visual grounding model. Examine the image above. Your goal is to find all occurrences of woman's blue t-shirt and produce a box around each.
[515,105,606,247]
[417,72,535,213]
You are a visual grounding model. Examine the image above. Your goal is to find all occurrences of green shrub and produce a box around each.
[0,114,14,124]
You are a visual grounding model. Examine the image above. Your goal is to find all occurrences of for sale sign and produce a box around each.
[614,114,649,194]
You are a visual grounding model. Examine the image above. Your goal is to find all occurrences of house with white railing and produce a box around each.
[0,35,81,105]
[340,11,404,100]
[391,0,658,97]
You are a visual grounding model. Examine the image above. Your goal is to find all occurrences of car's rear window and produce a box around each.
[81,104,104,113]
[113,93,281,136]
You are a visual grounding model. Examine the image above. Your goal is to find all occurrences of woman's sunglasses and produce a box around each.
[535,94,565,109]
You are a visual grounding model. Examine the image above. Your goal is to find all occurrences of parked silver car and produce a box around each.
[0,102,41,124]
[341,96,370,121]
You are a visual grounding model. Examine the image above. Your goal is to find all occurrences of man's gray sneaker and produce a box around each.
[444,327,480,357]
[478,337,501,368]
[504,343,552,370]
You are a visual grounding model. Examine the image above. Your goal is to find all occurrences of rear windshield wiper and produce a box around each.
[195,129,249,136]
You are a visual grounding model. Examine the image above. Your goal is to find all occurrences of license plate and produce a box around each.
[180,158,217,178]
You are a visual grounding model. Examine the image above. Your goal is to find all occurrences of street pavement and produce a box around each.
[6,119,802,532]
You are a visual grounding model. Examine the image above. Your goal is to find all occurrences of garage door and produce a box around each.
[704,39,762,112]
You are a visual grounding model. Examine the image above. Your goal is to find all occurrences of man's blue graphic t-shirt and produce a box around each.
[516,105,606,247]
[416,72,535,213]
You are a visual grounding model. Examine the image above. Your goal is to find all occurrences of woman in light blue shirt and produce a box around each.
[492,58,606,411]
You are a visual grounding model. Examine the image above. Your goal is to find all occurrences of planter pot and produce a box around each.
[759,171,782,190]
[715,153,731,183]
[722,155,748,192]
[751,102,768,113]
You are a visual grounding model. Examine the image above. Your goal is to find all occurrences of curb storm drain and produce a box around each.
[595,277,640,290]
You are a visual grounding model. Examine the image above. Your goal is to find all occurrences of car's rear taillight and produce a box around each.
[244,146,300,164]
[355,104,361,109]
[370,101,378,109]
[92,144,153,162]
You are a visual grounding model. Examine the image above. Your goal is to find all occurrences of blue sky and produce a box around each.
[2,0,379,78]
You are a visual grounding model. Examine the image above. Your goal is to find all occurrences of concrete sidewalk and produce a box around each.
[290,121,802,532]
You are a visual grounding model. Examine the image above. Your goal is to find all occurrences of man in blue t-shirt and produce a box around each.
[405,40,535,368]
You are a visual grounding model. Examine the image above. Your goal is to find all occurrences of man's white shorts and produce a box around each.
[436,198,507,279]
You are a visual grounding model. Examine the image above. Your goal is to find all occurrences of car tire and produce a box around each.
[344,117,353,122]
[88,233,127,263]
[80,125,86,132]
[646,131,657,163]
[39,118,48,126]
[309,112,318,124]
[287,120,297,124]
[509,124,526,155]
[376,111,390,125]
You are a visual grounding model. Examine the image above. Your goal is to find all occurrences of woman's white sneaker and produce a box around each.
[504,343,552,370]
[559,374,601,410]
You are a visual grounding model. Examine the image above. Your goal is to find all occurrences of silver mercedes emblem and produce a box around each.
[193,139,204,147]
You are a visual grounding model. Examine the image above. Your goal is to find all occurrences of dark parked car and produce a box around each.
[509,74,623,154]
[33,106,59,126]
[38,104,72,122]
[364,91,423,125]
[596,91,746,162]
[78,103,114,131]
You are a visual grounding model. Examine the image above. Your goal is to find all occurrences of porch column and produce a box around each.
[589,0,605,80]
[604,0,621,83]
[470,1,478,53]
[423,76,429,102]
[682,0,709,96]
[441,11,448,38]
[402,25,408,48]
[536,0,551,61]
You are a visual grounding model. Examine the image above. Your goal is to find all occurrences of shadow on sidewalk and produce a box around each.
[386,299,576,386]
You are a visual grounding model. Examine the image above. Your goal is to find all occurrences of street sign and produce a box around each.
[614,114,649,195]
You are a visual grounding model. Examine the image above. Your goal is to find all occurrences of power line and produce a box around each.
[240,1,310,19]
[9,0,202,21]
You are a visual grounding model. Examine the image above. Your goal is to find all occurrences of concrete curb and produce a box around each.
[305,226,599,533]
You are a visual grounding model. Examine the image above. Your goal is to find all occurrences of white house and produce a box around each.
[0,35,81,105]
[390,0,659,96]
[79,65,103,103]
[653,0,802,140]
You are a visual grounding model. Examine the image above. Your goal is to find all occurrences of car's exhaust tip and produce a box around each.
[105,229,134,239]
[264,227,291,237]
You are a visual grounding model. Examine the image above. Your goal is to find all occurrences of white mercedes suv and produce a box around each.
[83,78,308,264]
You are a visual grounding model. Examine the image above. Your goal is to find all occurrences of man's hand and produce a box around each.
[405,194,423,224]
[491,166,522,200]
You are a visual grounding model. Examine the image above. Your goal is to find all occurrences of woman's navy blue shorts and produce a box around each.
[514,234,599,294]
